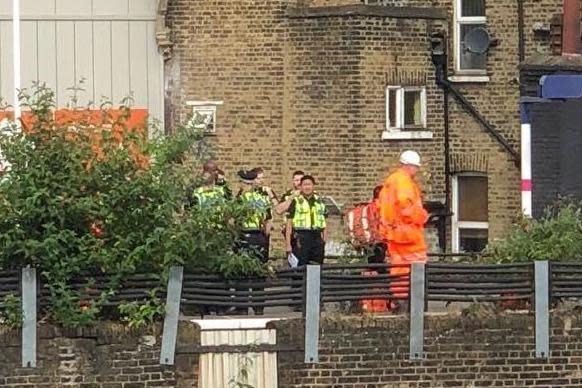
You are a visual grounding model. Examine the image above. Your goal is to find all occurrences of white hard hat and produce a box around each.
[399,150,421,167]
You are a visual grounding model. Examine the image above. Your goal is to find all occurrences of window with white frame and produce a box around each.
[386,86,426,131]
[186,100,223,133]
[455,0,487,72]
[452,174,489,253]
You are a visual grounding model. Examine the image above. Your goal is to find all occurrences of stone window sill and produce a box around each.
[448,75,490,83]
[382,130,433,140]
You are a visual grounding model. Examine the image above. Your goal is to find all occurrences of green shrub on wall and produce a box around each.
[0,84,262,327]
[485,201,582,263]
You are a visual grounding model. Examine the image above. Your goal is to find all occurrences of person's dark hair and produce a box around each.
[251,167,264,175]
[292,170,304,177]
[373,185,383,200]
[203,160,218,173]
[301,175,316,184]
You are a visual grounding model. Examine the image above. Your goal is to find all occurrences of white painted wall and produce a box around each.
[0,0,163,125]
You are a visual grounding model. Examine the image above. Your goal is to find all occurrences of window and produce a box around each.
[452,174,489,253]
[455,0,487,72]
[386,86,426,131]
[186,100,223,133]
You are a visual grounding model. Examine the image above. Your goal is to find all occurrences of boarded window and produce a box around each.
[453,174,489,253]
[458,175,488,222]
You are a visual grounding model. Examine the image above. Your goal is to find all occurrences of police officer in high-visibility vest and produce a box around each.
[237,169,272,263]
[190,171,226,207]
[202,159,232,199]
[236,169,272,315]
[285,175,327,266]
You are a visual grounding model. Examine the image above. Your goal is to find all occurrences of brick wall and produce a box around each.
[275,313,582,387]
[0,323,199,388]
[4,313,582,387]
[165,0,564,248]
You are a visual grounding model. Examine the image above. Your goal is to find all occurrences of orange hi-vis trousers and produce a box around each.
[388,243,427,299]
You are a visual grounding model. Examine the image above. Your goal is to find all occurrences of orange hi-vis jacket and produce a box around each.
[379,167,429,259]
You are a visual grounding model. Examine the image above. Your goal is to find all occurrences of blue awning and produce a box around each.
[540,75,582,99]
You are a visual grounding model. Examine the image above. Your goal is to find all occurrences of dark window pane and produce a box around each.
[458,175,488,222]
[461,0,485,17]
[403,90,422,127]
[460,24,487,70]
[388,89,397,128]
[459,228,488,252]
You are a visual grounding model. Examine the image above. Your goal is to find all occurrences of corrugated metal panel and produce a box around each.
[74,21,94,106]
[129,21,148,108]
[37,21,57,93]
[199,329,278,388]
[93,21,112,102]
[0,21,14,106]
[55,20,75,106]
[20,21,37,88]
[0,0,162,127]
[111,21,130,104]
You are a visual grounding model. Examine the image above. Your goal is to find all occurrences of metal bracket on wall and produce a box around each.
[409,262,425,360]
[304,265,321,363]
[21,267,37,368]
[160,266,184,365]
[535,261,550,359]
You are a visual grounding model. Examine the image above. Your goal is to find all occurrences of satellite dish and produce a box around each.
[464,27,491,54]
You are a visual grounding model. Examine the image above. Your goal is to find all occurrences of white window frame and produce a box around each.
[454,0,487,75]
[451,173,489,253]
[186,100,223,133]
[383,86,431,140]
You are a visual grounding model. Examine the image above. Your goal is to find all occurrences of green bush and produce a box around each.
[0,84,263,327]
[485,201,582,263]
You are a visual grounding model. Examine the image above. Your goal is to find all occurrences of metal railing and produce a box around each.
[0,261,578,367]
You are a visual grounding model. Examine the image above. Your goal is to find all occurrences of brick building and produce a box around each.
[163,0,572,253]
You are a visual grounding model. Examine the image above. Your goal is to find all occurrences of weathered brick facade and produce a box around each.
[0,323,199,387]
[4,314,582,387]
[164,0,564,250]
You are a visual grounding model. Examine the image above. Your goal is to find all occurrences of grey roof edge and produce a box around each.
[287,4,447,21]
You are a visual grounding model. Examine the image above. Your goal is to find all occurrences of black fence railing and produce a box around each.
[1,261,582,315]
[0,270,19,308]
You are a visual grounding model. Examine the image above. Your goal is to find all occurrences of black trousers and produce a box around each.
[367,242,388,274]
[240,230,269,263]
[238,230,269,314]
[292,230,325,266]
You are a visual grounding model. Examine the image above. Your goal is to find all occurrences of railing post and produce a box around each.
[21,267,37,368]
[304,265,321,363]
[409,262,425,360]
[535,261,549,359]
[160,266,184,365]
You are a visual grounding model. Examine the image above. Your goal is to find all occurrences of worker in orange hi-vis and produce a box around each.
[379,150,429,311]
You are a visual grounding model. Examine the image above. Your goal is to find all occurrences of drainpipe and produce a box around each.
[430,33,450,252]
[562,0,581,56]
[520,103,532,217]
[442,63,450,252]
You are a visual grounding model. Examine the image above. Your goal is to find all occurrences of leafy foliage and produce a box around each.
[0,84,263,327]
[118,290,165,329]
[485,201,582,263]
[0,293,21,328]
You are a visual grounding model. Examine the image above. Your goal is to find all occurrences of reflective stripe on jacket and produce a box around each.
[292,195,326,230]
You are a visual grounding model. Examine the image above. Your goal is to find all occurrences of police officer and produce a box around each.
[202,159,232,199]
[276,170,304,215]
[190,171,225,207]
[236,169,272,315]
[237,169,272,263]
[285,175,327,266]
